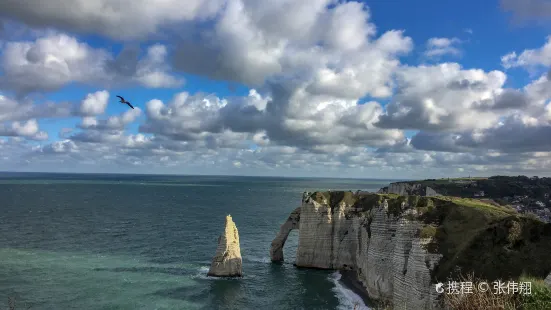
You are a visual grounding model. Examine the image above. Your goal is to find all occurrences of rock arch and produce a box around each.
[270,207,301,262]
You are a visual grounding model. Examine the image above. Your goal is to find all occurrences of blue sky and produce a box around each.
[1,0,551,178]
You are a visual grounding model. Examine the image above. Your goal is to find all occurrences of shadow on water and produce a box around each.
[267,263,341,309]
[154,278,246,310]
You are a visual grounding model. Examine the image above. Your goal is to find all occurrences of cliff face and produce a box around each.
[208,215,243,277]
[271,192,551,309]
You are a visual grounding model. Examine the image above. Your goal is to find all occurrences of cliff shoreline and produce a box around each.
[270,190,551,309]
[339,270,377,308]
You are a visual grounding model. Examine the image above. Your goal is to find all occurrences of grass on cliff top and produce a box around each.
[307,191,551,284]
[414,195,551,283]
[425,201,551,283]
[309,191,511,218]
[442,273,551,310]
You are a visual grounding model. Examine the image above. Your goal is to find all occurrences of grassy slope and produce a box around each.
[309,191,551,284]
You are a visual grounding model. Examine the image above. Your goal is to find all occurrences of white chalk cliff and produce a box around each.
[270,206,300,262]
[208,214,243,277]
[270,191,551,309]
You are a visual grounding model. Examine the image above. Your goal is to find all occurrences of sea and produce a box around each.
[0,173,400,310]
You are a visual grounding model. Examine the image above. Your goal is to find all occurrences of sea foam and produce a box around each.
[330,271,371,310]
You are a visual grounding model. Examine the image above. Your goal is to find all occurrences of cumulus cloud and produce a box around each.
[0,89,126,141]
[424,37,463,59]
[0,119,48,140]
[395,66,551,156]
[501,36,551,71]
[41,139,79,154]
[79,91,109,116]
[138,86,404,151]
[375,63,513,131]
[126,44,183,88]
[409,107,551,154]
[0,33,183,94]
[0,90,118,122]
[172,0,413,97]
[0,0,225,40]
[3,0,551,176]
[71,107,142,143]
[0,94,69,121]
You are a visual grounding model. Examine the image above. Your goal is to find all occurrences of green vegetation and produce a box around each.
[419,224,438,238]
[518,275,551,310]
[442,273,551,310]
[311,190,357,208]
[419,199,551,283]
[392,175,551,203]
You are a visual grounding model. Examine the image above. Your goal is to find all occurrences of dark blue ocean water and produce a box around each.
[0,173,397,310]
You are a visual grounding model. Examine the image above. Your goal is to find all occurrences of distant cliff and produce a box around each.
[378,182,441,197]
[270,191,551,309]
[379,176,551,200]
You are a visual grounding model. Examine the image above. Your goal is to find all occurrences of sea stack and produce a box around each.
[207,214,243,277]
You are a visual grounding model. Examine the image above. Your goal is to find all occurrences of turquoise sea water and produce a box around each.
[0,173,398,310]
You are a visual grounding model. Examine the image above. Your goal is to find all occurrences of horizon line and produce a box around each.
[0,170,415,181]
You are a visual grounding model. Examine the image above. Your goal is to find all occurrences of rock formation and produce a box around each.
[270,206,300,262]
[208,214,243,277]
[270,191,551,309]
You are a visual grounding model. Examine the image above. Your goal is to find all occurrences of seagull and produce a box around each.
[116,95,134,109]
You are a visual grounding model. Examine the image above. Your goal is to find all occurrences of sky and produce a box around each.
[1,0,551,179]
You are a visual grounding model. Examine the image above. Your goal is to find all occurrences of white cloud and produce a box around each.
[501,36,551,70]
[424,37,463,59]
[79,90,109,116]
[172,0,413,98]
[0,90,123,123]
[71,106,142,143]
[132,44,183,88]
[138,87,404,150]
[0,119,48,140]
[41,140,79,154]
[0,0,226,40]
[0,33,183,94]
[376,63,511,131]
[0,93,74,121]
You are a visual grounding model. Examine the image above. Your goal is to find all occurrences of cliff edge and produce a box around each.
[271,191,551,309]
[208,214,243,277]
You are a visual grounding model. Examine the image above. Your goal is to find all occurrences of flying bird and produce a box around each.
[116,95,134,109]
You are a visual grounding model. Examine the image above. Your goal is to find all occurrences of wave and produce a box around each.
[329,272,370,310]
[243,256,271,264]
[197,256,271,265]
[191,266,256,280]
